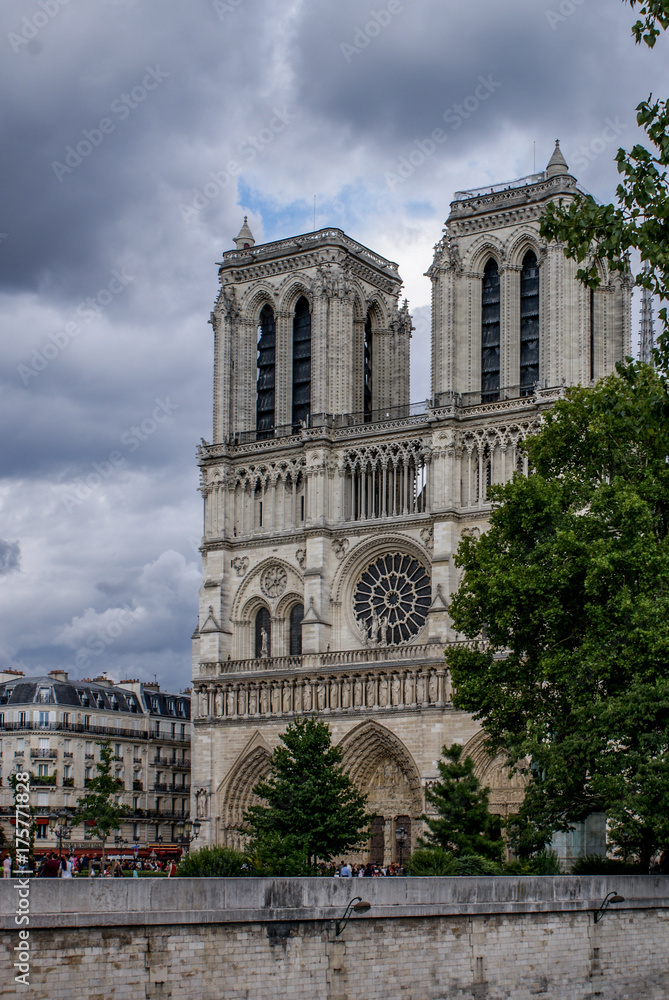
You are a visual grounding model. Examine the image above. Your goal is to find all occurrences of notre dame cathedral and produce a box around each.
[190,143,631,863]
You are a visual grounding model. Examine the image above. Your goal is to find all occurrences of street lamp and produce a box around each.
[334,897,371,936]
[176,818,201,852]
[395,825,407,870]
[48,810,72,858]
[594,891,625,923]
[114,835,129,849]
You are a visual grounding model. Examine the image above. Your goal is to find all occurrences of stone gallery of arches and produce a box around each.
[190,146,630,864]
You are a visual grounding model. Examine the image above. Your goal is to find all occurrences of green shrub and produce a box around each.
[405,846,457,876]
[176,846,248,877]
[570,854,645,876]
[453,854,504,876]
[503,849,562,876]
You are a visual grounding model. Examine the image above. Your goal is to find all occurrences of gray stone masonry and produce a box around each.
[1,878,667,999]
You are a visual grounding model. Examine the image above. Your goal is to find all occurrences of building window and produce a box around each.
[180,725,186,741]
[256,304,276,438]
[37,712,50,727]
[363,312,373,420]
[35,825,47,840]
[520,250,540,394]
[83,715,91,730]
[289,604,304,656]
[255,607,271,658]
[481,258,500,402]
[61,713,69,727]
[18,712,26,727]
[37,763,48,777]
[132,823,140,840]
[292,296,311,430]
[37,687,51,704]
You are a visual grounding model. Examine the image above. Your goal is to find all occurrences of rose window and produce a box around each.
[260,565,287,599]
[353,554,431,645]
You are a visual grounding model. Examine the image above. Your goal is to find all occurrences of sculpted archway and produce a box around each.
[339,720,423,865]
[461,730,528,820]
[219,737,272,849]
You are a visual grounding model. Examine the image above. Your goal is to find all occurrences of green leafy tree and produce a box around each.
[447,364,669,865]
[420,744,503,861]
[71,740,123,864]
[541,1,669,350]
[243,717,372,870]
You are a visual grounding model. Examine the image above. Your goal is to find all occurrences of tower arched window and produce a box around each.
[292,297,311,431]
[481,259,500,402]
[520,250,540,395]
[288,603,304,656]
[256,304,275,439]
[363,312,373,421]
[254,607,271,658]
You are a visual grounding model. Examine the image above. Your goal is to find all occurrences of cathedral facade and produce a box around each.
[190,144,631,863]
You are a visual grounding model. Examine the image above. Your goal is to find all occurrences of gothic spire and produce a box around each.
[233,216,255,250]
[639,263,656,364]
[546,140,569,178]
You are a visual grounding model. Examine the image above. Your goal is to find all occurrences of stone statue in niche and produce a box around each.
[199,690,208,717]
[302,681,312,712]
[392,674,401,706]
[293,684,302,714]
[260,683,269,714]
[354,677,363,707]
[342,678,351,709]
[330,678,339,710]
[227,688,236,715]
[214,690,223,716]
[428,670,438,704]
[369,610,380,646]
[366,676,375,707]
[355,616,370,647]
[248,685,258,715]
[379,676,388,708]
[416,672,426,704]
[317,681,326,711]
[379,616,388,646]
[282,684,291,713]
[260,628,269,658]
[271,683,281,714]
[404,673,415,706]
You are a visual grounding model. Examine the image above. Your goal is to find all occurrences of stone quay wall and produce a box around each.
[1,876,668,999]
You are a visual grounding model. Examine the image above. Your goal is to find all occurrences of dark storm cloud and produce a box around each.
[0,0,664,691]
[0,541,20,576]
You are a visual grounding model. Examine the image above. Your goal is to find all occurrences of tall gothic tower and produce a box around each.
[191,146,631,862]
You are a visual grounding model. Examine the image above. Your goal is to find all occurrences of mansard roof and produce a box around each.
[0,673,189,718]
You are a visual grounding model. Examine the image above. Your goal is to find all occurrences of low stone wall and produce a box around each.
[1,876,668,999]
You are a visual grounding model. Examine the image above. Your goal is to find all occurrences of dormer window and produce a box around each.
[37,687,52,704]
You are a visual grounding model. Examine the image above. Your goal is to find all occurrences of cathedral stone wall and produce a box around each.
[192,150,631,858]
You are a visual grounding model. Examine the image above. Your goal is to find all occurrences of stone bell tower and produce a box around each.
[191,146,630,864]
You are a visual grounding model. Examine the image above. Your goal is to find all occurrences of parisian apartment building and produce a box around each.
[0,670,191,853]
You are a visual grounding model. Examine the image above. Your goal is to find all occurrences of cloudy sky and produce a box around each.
[0,0,666,693]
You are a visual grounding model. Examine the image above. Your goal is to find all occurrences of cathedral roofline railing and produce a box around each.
[197,640,480,678]
[218,227,400,276]
[197,385,564,459]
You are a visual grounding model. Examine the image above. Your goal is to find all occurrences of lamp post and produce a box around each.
[395,825,407,871]
[594,891,625,923]
[114,835,129,850]
[176,818,201,853]
[48,810,72,859]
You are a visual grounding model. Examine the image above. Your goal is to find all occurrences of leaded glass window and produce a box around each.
[256,305,275,439]
[363,313,373,421]
[292,297,311,430]
[289,603,304,656]
[520,251,539,395]
[481,259,500,402]
[354,554,431,645]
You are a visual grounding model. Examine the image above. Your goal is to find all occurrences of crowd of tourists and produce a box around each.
[1,851,179,878]
[334,862,405,877]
